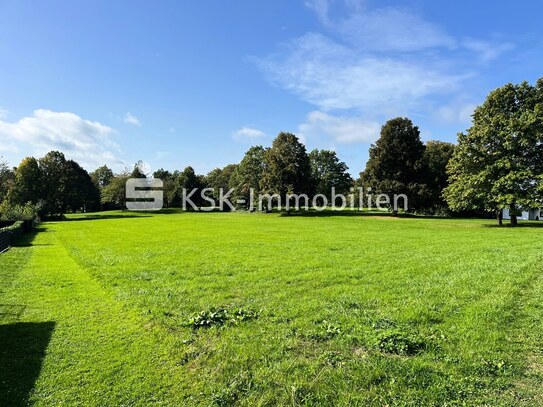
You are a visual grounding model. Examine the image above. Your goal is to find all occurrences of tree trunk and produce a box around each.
[509,203,518,227]
[497,209,503,226]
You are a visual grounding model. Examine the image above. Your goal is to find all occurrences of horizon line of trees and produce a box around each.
[0,131,452,218]
[1,77,542,226]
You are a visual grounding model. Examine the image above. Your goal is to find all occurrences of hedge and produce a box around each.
[0,221,26,253]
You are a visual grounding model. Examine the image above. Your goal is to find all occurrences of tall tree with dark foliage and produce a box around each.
[444,79,543,226]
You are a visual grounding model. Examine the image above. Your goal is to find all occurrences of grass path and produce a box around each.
[1,227,189,406]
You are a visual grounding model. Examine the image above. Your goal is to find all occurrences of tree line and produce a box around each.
[92,130,456,214]
[93,132,355,211]
[1,77,542,225]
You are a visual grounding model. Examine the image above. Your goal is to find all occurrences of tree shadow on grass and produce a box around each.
[61,214,152,221]
[61,209,196,221]
[12,228,49,248]
[483,222,543,228]
[278,210,456,219]
[0,321,55,406]
[279,210,364,217]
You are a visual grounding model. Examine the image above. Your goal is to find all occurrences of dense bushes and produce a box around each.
[0,201,37,252]
[0,201,42,222]
[1,151,100,217]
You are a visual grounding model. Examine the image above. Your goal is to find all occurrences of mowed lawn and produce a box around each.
[1,211,543,406]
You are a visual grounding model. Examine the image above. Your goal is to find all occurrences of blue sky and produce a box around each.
[0,0,542,176]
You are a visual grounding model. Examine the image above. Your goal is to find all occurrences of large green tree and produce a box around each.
[360,117,427,213]
[423,141,456,213]
[64,160,100,212]
[6,157,45,207]
[171,166,204,209]
[444,79,543,226]
[153,168,173,181]
[7,152,99,215]
[261,132,312,202]
[309,149,353,201]
[101,173,130,209]
[153,169,177,208]
[39,151,68,215]
[229,146,267,209]
[205,164,238,203]
[0,157,15,203]
[90,165,114,189]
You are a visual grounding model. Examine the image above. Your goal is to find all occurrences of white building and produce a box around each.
[502,208,541,221]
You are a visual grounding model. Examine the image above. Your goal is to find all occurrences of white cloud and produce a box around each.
[0,142,19,153]
[462,39,514,62]
[0,108,9,119]
[256,32,467,112]
[255,1,511,117]
[124,112,141,126]
[436,102,477,124]
[337,7,456,52]
[299,111,380,144]
[304,0,331,26]
[0,109,121,170]
[232,126,266,141]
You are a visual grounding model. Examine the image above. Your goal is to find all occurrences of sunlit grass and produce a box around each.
[1,210,542,405]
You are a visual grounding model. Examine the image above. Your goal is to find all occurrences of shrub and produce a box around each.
[0,201,42,223]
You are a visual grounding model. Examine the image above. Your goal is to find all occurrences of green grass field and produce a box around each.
[1,211,543,406]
